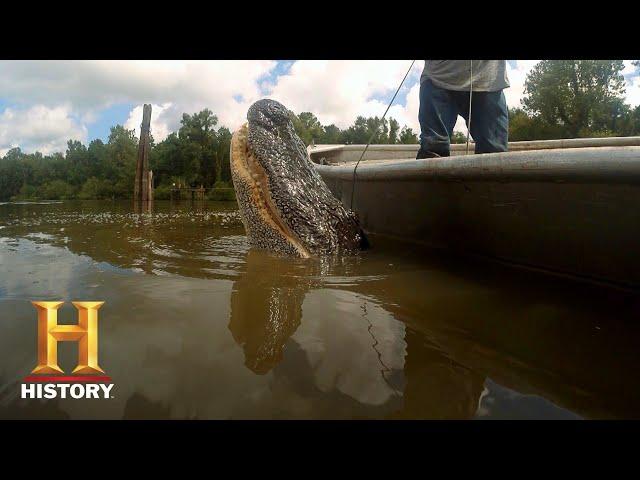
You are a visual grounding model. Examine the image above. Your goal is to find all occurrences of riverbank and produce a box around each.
[8,181,236,202]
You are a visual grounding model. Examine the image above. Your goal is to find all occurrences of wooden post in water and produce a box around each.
[134,104,152,203]
[147,170,154,202]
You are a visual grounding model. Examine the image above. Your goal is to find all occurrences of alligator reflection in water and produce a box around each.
[228,250,405,414]
[229,250,307,374]
[230,258,497,419]
[229,250,402,383]
[228,250,489,418]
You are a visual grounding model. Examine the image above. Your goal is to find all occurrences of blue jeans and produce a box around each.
[418,78,509,156]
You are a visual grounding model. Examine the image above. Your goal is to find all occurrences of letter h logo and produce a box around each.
[31,301,105,375]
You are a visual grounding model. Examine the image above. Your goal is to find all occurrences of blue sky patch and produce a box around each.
[88,102,136,142]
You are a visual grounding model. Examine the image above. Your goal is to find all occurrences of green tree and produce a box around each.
[105,125,138,198]
[0,148,26,200]
[523,60,627,137]
[39,179,76,200]
[388,118,400,144]
[150,109,233,190]
[508,108,567,141]
[18,184,38,200]
[342,116,389,144]
[213,126,232,185]
[65,140,90,186]
[87,139,107,178]
[342,116,369,144]
[615,104,640,136]
[322,124,343,144]
[451,132,467,144]
[291,112,325,145]
[79,177,114,199]
[398,126,418,144]
[178,109,218,186]
[150,132,182,187]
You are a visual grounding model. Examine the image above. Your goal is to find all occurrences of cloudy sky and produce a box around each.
[1,60,638,156]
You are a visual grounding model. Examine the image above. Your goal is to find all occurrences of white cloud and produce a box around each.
[627,75,640,107]
[0,60,276,139]
[124,103,173,142]
[505,60,540,109]
[623,60,637,76]
[0,104,87,156]
[387,80,421,133]
[269,60,539,134]
[623,60,640,108]
[265,60,423,130]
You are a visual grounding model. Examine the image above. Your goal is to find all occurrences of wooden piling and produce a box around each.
[134,104,152,203]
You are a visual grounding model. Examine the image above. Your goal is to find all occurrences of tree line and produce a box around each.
[0,111,235,201]
[0,108,424,201]
[510,60,640,140]
[0,60,638,201]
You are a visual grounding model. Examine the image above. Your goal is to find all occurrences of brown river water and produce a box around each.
[1,200,639,419]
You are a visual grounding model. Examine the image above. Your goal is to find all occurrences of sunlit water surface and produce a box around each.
[1,200,639,419]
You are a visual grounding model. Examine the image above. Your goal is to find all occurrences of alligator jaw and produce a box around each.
[230,123,311,258]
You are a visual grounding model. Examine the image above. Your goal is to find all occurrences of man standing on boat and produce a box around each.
[417,60,510,159]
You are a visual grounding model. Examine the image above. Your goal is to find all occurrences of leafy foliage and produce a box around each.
[522,60,630,138]
[289,111,420,146]
[0,111,235,201]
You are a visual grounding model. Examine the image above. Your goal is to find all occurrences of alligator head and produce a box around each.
[230,99,368,257]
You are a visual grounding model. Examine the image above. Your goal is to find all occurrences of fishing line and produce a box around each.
[466,60,473,155]
[350,60,416,210]
[360,301,402,397]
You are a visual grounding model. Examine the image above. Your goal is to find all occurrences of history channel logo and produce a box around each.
[21,301,114,400]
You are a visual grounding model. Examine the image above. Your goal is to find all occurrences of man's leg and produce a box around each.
[418,79,459,157]
[459,89,509,154]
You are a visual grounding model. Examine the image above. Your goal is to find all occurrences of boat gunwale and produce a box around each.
[314,146,640,184]
[308,136,640,156]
